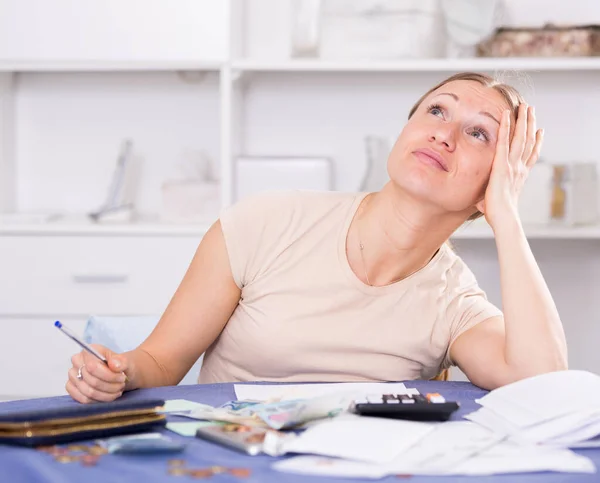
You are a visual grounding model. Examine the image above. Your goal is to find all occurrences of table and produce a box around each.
[1,380,599,483]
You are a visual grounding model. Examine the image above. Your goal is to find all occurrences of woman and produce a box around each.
[66,72,568,404]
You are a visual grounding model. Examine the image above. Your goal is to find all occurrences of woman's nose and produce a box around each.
[429,124,456,151]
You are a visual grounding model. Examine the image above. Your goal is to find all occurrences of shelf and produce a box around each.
[0,222,210,237]
[0,220,598,239]
[0,60,223,73]
[232,57,600,74]
[2,57,599,74]
[451,223,600,240]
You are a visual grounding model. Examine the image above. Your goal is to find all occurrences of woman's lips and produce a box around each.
[413,149,449,172]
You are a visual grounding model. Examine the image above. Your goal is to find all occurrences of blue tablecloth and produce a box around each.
[1,380,599,483]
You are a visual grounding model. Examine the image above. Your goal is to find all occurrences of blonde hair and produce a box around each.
[408,72,526,221]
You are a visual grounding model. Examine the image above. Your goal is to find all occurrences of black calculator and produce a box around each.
[352,393,459,422]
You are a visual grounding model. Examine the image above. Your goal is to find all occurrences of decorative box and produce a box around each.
[477,24,600,57]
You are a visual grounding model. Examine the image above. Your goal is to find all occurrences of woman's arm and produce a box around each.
[450,103,567,389]
[124,220,242,389]
[67,220,240,402]
[450,216,567,389]
[494,215,567,372]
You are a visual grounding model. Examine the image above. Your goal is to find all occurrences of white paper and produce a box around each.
[565,435,600,449]
[166,421,220,437]
[465,406,520,436]
[466,371,600,448]
[234,382,415,402]
[468,405,600,448]
[451,441,595,476]
[274,439,595,478]
[475,370,600,428]
[544,418,600,447]
[161,399,206,414]
[281,415,434,464]
[387,421,504,474]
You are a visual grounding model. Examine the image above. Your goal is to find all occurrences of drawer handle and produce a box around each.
[72,274,129,284]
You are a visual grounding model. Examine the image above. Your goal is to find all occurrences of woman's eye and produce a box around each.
[427,104,444,118]
[469,128,489,142]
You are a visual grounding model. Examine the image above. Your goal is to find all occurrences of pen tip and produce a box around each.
[54,321,62,328]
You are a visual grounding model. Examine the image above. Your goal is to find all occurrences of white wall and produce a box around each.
[0,0,229,62]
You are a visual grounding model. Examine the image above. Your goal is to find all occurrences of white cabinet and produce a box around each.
[0,234,202,400]
[0,235,200,316]
[0,316,87,400]
[0,0,229,64]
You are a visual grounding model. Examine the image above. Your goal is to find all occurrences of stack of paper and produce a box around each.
[274,420,595,477]
[281,416,435,464]
[466,370,600,448]
[271,373,600,478]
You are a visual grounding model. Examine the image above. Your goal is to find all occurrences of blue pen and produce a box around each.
[54,320,107,363]
[55,321,128,382]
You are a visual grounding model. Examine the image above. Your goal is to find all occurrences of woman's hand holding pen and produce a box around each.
[66,344,130,404]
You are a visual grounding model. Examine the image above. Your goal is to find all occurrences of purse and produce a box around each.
[0,398,167,447]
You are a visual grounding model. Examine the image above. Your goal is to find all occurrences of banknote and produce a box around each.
[184,393,356,430]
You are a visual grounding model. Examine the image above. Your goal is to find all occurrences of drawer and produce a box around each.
[0,236,201,316]
[0,316,88,399]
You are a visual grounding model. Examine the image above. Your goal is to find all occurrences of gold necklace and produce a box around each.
[356,196,373,286]
[358,240,372,286]
[358,223,437,287]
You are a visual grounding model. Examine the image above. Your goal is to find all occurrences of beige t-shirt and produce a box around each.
[199,190,502,383]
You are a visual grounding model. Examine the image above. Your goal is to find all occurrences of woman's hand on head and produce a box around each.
[476,103,543,229]
[66,344,130,404]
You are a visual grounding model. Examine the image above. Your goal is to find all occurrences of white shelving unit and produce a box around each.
[452,222,600,240]
[1,0,600,399]
[232,57,600,73]
[0,0,598,239]
[0,61,223,73]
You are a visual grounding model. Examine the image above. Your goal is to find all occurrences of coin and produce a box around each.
[67,444,89,452]
[168,467,189,476]
[55,455,79,464]
[244,433,266,444]
[36,446,56,453]
[229,468,251,478]
[87,445,108,456]
[210,465,227,474]
[81,455,99,467]
[189,469,213,479]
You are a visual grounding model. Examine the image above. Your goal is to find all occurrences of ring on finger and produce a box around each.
[76,364,85,380]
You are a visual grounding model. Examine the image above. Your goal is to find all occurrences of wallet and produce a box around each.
[0,398,167,447]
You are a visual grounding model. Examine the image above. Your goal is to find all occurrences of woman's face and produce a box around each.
[388,80,512,216]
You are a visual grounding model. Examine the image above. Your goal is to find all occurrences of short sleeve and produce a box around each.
[219,192,289,289]
[441,260,503,369]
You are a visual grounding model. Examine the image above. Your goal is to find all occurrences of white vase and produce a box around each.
[361,136,392,192]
